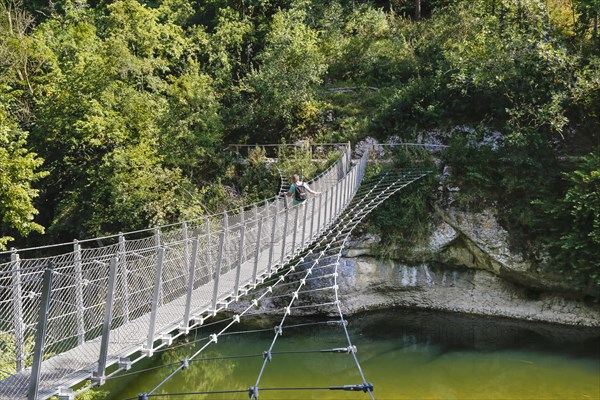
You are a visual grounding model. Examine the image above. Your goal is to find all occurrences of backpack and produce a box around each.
[294,183,308,202]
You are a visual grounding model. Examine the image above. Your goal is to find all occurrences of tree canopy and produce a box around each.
[0,0,598,291]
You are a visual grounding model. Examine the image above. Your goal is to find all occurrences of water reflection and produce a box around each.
[100,309,600,400]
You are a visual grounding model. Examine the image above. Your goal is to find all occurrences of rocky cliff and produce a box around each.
[332,204,600,327]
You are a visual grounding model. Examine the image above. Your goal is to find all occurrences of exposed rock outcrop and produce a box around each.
[330,204,600,327]
[331,258,600,326]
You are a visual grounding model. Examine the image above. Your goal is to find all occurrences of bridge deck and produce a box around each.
[0,204,312,399]
[0,147,365,400]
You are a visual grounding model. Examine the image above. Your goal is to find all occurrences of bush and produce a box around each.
[542,153,600,292]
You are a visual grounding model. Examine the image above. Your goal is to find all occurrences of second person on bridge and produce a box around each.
[287,174,321,205]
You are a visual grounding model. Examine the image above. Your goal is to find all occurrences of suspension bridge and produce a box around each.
[0,143,434,399]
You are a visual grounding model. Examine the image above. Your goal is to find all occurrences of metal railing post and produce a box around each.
[341,173,347,208]
[280,206,289,264]
[335,180,340,218]
[346,141,352,173]
[118,234,129,324]
[182,221,190,292]
[223,211,229,270]
[154,227,163,305]
[323,189,329,230]
[346,170,351,205]
[267,200,279,275]
[211,233,225,313]
[330,184,335,221]
[154,226,161,247]
[301,198,309,248]
[205,217,212,267]
[94,258,118,385]
[11,251,24,373]
[253,204,258,227]
[291,205,299,255]
[27,263,54,400]
[340,176,345,210]
[145,248,164,357]
[309,196,316,242]
[355,164,360,194]
[73,241,85,345]
[252,218,263,286]
[317,190,323,234]
[234,225,245,299]
[182,238,199,333]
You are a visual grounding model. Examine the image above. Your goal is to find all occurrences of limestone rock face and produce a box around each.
[330,257,600,327]
[323,198,600,326]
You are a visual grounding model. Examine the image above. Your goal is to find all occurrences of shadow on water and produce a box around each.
[352,308,600,359]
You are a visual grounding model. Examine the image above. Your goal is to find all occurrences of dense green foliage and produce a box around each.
[0,0,598,290]
[364,146,435,250]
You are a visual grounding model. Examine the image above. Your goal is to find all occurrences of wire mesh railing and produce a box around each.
[0,144,359,400]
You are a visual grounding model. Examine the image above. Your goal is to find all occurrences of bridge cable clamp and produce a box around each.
[210,334,218,344]
[233,315,240,323]
[274,326,283,336]
[330,383,374,392]
[248,385,259,399]
[263,350,272,362]
[251,299,258,307]
[181,359,189,369]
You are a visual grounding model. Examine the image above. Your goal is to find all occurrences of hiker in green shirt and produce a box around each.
[287,174,321,205]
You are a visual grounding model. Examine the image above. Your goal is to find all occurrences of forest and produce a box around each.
[0,0,598,291]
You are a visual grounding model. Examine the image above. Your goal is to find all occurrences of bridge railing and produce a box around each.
[0,143,366,399]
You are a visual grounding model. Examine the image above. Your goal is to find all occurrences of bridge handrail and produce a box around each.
[0,143,351,259]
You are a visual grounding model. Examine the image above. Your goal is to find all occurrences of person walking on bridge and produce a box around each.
[287,174,320,205]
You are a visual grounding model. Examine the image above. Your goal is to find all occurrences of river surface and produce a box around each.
[98,309,600,400]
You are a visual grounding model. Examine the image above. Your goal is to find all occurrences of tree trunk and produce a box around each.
[414,0,421,20]
[594,14,598,45]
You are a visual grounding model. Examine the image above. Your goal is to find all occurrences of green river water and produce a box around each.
[99,310,600,400]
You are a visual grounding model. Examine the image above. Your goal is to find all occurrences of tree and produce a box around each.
[237,8,327,141]
[545,153,600,292]
[84,142,201,234]
[0,0,36,95]
[573,0,600,47]
[0,104,46,249]
[160,64,223,182]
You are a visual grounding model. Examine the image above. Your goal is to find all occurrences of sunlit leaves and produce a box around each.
[545,153,600,290]
[0,105,46,249]
[241,8,326,140]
